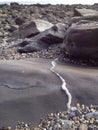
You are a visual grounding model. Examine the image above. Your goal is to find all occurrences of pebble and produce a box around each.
[79,124,88,130]
[32,104,98,130]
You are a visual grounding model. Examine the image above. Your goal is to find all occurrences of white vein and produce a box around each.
[50,58,72,111]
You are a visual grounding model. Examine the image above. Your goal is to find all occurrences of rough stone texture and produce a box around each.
[74,8,98,17]
[72,8,98,23]
[71,15,98,23]
[18,20,53,39]
[86,112,98,120]
[63,21,98,59]
[79,124,88,130]
[15,17,25,25]
[16,23,67,53]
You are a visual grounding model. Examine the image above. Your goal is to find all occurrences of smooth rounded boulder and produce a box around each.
[63,21,98,60]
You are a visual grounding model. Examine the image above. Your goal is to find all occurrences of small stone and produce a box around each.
[91,108,96,112]
[77,103,81,109]
[75,109,82,117]
[79,124,88,130]
[7,126,12,130]
[61,119,74,129]
[0,32,4,37]
[88,125,95,130]
[89,118,95,124]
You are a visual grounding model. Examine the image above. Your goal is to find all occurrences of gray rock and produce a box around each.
[0,32,4,37]
[74,8,98,17]
[60,119,74,129]
[86,112,98,120]
[71,15,98,23]
[15,17,25,25]
[18,20,53,39]
[32,19,53,32]
[10,2,21,10]
[75,109,82,117]
[72,8,98,23]
[16,23,67,53]
[8,25,19,32]
[79,124,88,130]
[63,21,98,60]
[88,125,95,130]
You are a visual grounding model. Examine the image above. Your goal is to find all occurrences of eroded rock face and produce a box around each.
[74,8,98,17]
[63,21,98,59]
[16,23,67,53]
[72,8,98,23]
[18,19,53,39]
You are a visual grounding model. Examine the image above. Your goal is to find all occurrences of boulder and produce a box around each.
[18,19,53,38]
[74,8,98,17]
[63,21,98,59]
[32,19,53,32]
[15,17,25,25]
[72,8,98,23]
[71,15,98,23]
[16,23,67,53]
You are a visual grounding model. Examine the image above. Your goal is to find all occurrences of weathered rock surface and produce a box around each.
[86,112,98,120]
[63,21,98,59]
[16,23,67,53]
[15,17,25,25]
[18,19,53,39]
[74,8,98,17]
[71,15,98,23]
[72,8,98,23]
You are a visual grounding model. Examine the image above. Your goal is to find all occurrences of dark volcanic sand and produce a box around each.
[0,58,98,127]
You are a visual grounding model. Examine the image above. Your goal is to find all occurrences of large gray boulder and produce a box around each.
[63,21,98,59]
[72,8,98,23]
[74,8,98,17]
[19,19,53,38]
[16,23,67,53]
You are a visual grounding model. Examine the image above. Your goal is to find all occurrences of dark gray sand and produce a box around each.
[0,58,98,127]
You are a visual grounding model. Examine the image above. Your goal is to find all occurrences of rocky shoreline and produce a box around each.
[33,104,98,130]
[0,3,98,64]
[1,104,98,130]
[0,2,98,130]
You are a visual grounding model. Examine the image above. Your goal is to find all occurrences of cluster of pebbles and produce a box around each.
[0,104,98,130]
[0,38,61,60]
[33,104,98,130]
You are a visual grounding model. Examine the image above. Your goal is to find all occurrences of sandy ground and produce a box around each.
[0,58,67,127]
[0,58,98,127]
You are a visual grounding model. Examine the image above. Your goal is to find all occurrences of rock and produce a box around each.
[0,13,7,18]
[63,21,98,60]
[72,8,98,23]
[75,109,82,117]
[18,20,53,38]
[60,119,74,129]
[88,125,95,130]
[17,41,44,53]
[71,15,98,23]
[16,23,67,53]
[8,25,19,32]
[79,124,88,130]
[32,19,53,32]
[74,8,98,17]
[10,2,21,10]
[0,32,4,37]
[86,112,98,120]
[15,17,25,25]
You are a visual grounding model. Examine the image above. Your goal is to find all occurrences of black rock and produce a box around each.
[16,23,67,53]
[63,21,98,60]
[15,17,25,25]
